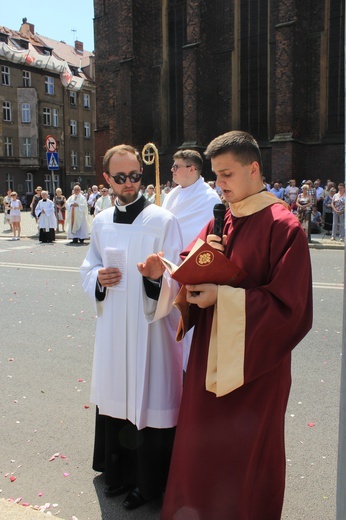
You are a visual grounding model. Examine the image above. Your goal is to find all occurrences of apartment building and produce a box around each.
[0,19,96,201]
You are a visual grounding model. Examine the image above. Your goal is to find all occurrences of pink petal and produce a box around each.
[63,472,70,477]
[308,422,315,427]
[84,405,90,409]
[10,476,17,482]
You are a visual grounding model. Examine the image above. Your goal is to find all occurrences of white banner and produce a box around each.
[0,42,84,91]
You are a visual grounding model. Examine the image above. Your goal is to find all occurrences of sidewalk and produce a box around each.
[0,211,344,250]
[0,210,94,242]
[0,500,65,519]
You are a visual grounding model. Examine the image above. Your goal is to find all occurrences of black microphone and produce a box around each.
[213,203,226,240]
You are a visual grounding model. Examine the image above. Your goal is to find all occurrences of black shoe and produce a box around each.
[104,484,130,497]
[123,488,147,510]
[79,239,84,243]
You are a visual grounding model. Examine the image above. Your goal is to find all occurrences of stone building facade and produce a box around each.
[0,20,96,201]
[93,0,344,187]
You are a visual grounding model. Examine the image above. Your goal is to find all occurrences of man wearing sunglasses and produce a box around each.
[80,144,184,511]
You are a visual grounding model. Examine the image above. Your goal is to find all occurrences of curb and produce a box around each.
[0,499,65,519]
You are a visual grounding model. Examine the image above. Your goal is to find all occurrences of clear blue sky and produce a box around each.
[1,1,94,51]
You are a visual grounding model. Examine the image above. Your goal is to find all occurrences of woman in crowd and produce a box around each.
[323,186,336,236]
[30,186,43,224]
[53,187,66,232]
[9,191,23,240]
[331,183,345,241]
[296,184,312,235]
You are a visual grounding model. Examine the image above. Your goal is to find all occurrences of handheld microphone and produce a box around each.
[213,203,226,240]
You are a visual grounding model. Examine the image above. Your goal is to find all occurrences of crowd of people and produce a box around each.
[2,175,344,245]
[267,178,345,240]
[1,172,344,244]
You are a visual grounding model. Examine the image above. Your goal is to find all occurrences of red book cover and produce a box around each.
[160,238,247,287]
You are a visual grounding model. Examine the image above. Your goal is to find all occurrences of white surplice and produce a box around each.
[35,199,57,230]
[80,204,184,430]
[162,176,221,367]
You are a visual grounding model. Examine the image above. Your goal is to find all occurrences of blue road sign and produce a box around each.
[46,152,59,170]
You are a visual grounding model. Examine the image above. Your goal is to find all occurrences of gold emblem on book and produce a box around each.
[196,250,214,266]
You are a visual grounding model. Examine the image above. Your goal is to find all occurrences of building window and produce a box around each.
[45,76,54,95]
[44,174,52,194]
[23,70,31,87]
[22,137,31,157]
[69,91,77,106]
[6,173,14,192]
[1,65,10,86]
[43,107,51,126]
[3,101,12,121]
[4,137,13,157]
[25,172,34,194]
[84,121,91,138]
[85,151,91,167]
[70,120,77,136]
[21,103,31,123]
[53,108,59,127]
[83,93,91,109]
[71,150,78,166]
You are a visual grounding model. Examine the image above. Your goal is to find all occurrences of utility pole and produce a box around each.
[335,13,346,518]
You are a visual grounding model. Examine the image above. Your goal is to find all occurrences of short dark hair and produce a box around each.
[204,131,263,173]
[173,149,203,173]
[103,144,142,172]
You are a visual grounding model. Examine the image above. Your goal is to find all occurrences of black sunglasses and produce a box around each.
[108,172,142,185]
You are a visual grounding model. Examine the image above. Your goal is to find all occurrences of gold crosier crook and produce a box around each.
[141,142,161,206]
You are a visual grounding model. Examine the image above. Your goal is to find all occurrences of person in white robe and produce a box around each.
[35,190,57,243]
[162,149,221,367]
[66,185,89,244]
[94,187,112,215]
[80,144,184,511]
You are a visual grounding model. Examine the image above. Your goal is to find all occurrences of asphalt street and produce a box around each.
[0,212,344,519]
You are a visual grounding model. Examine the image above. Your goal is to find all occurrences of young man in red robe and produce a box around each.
[138,130,313,520]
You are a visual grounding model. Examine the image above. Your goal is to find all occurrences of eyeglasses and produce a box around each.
[171,164,192,172]
[108,172,143,185]
[101,190,108,193]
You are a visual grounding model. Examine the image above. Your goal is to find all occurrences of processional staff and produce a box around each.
[142,142,160,206]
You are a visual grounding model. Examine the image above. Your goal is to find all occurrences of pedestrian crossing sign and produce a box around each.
[46,152,59,170]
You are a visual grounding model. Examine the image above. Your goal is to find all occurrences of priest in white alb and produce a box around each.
[80,144,184,511]
[66,185,89,244]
